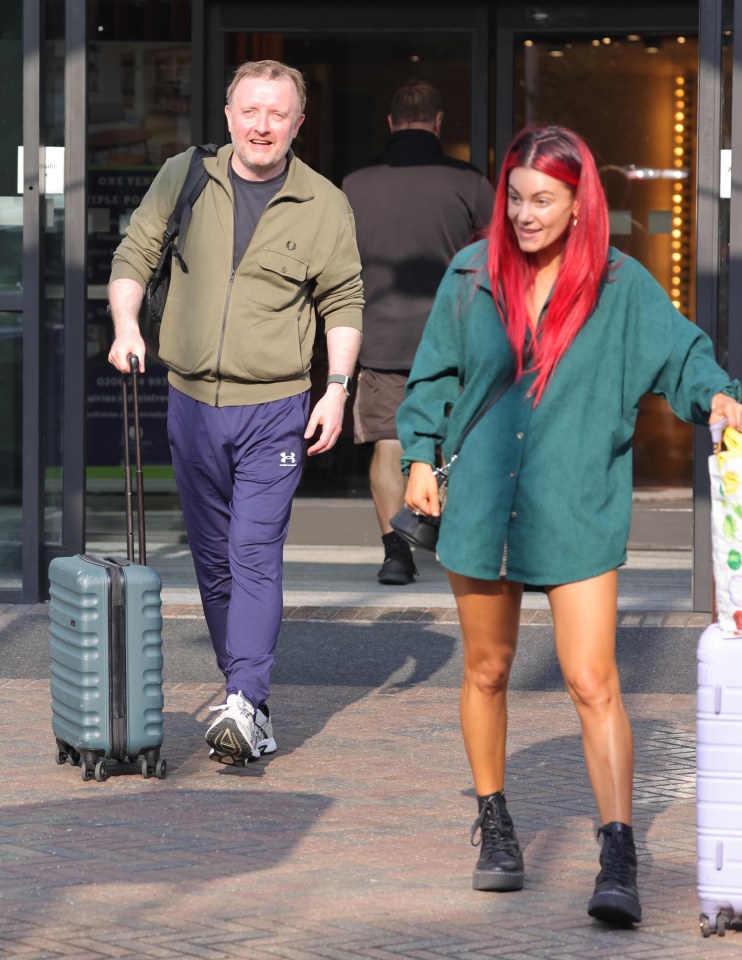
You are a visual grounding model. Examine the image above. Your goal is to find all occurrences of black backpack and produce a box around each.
[139,143,218,363]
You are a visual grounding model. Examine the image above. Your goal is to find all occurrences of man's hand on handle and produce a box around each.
[107,277,147,374]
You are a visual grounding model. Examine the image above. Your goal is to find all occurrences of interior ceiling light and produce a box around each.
[626,34,641,42]
[644,38,661,53]
[548,45,566,58]
[624,166,687,180]
[677,36,687,44]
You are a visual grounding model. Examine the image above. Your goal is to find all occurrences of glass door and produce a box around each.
[499,6,699,492]
[206,4,489,496]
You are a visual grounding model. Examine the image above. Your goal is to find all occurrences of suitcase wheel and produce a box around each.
[140,756,167,780]
[94,760,109,783]
[55,739,79,767]
[700,911,737,937]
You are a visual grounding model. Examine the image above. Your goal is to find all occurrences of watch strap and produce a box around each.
[327,374,352,396]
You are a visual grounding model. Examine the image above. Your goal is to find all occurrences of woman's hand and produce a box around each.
[405,462,441,517]
[710,393,742,431]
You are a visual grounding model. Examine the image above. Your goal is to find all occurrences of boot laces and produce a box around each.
[470,796,519,855]
[384,538,419,574]
[597,828,634,886]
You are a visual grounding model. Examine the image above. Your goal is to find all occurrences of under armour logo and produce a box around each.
[280,451,297,466]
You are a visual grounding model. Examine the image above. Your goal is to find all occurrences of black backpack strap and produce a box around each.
[168,143,218,270]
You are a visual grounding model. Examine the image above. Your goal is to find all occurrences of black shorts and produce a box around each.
[352,368,410,443]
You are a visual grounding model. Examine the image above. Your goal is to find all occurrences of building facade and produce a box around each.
[2,0,741,603]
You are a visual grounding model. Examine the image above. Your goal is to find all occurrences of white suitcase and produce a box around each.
[697,623,742,936]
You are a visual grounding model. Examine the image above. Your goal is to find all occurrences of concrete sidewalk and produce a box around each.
[0,541,737,958]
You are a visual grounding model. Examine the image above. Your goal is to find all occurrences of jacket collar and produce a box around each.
[206,146,314,202]
[454,241,491,292]
[381,128,443,163]
[456,244,622,297]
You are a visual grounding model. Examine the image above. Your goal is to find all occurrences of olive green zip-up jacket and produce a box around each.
[397,241,742,585]
[110,145,364,406]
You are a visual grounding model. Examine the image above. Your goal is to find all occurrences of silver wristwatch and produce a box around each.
[327,374,352,397]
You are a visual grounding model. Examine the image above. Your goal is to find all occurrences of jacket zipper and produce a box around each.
[214,267,236,407]
[214,183,288,405]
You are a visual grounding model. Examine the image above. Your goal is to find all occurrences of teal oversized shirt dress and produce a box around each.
[397,241,742,585]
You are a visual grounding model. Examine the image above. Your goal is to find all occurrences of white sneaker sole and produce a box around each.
[205,717,259,764]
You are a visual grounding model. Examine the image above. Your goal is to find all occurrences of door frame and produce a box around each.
[0,0,87,603]
[201,3,490,175]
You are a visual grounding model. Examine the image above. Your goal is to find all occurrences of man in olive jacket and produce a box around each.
[108,60,363,767]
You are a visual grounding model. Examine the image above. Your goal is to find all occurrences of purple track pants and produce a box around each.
[167,386,309,705]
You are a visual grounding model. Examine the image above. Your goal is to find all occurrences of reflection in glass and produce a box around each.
[718,7,733,370]
[514,33,699,489]
[0,312,23,589]
[86,4,193,538]
[44,0,66,545]
[0,4,23,293]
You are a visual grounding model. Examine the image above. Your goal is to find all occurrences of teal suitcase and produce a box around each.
[49,356,166,782]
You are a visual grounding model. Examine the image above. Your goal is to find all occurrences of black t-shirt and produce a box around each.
[229,164,288,270]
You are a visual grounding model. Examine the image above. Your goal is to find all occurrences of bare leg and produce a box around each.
[547,570,634,824]
[369,439,406,534]
[448,572,523,795]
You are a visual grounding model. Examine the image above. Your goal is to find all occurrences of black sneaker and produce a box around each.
[587,822,642,925]
[471,792,524,891]
[378,532,418,585]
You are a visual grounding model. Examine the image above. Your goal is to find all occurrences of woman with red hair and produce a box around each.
[397,125,742,926]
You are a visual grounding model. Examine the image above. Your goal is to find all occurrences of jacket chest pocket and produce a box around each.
[247,248,310,310]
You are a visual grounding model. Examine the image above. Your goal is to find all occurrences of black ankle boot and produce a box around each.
[470,792,524,891]
[587,821,642,925]
[378,532,418,585]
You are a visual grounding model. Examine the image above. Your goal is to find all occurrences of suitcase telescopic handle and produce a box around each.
[121,353,147,565]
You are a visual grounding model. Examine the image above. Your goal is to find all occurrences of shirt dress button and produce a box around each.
[511,511,517,519]
[509,471,517,478]
[516,432,524,440]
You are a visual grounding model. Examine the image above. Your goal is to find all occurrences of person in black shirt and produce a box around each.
[343,80,494,584]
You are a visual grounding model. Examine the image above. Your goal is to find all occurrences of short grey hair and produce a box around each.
[226,60,307,114]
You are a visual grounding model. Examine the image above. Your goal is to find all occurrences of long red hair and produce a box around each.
[487,126,609,403]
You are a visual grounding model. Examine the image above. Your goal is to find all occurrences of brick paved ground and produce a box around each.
[0,608,739,960]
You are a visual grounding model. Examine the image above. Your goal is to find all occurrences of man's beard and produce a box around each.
[232,136,285,175]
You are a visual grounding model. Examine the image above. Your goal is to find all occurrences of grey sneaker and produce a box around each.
[255,703,277,754]
[206,691,260,766]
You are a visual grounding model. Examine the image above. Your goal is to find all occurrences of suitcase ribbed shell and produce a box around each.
[697,623,742,929]
[49,554,164,762]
